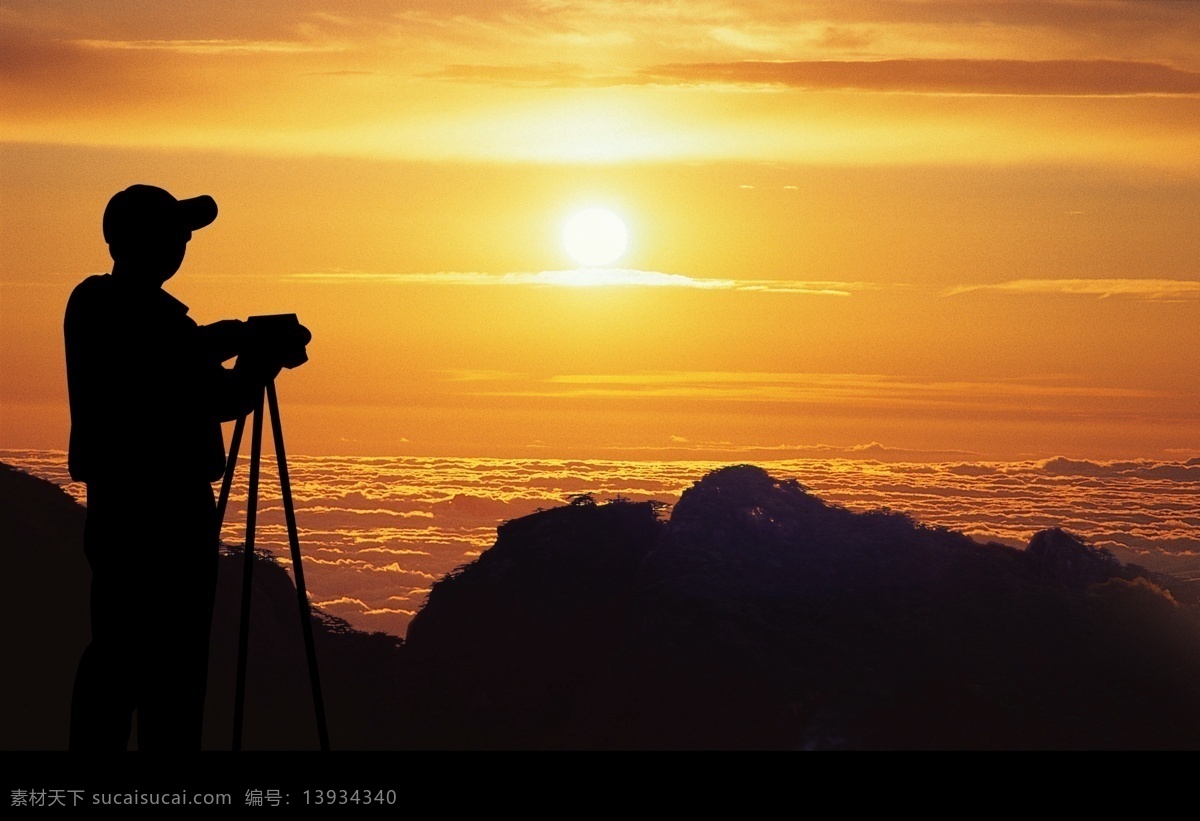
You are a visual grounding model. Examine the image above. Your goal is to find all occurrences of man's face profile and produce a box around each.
[111,229,192,286]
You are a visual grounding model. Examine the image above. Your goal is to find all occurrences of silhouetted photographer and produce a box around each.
[64,184,310,751]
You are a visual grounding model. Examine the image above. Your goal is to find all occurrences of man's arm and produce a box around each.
[203,354,284,423]
[189,320,265,421]
[196,319,248,363]
[196,315,305,421]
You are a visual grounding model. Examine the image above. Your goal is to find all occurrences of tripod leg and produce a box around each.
[216,413,247,531]
[267,380,331,751]
[232,386,265,751]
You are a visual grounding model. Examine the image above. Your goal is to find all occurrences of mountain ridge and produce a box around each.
[403,465,1200,749]
[6,460,1200,749]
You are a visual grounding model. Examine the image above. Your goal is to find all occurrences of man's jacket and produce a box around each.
[65,274,252,485]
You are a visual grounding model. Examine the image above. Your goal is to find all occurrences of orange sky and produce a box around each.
[3,0,1200,460]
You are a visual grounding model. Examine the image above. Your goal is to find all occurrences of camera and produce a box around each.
[244,313,312,370]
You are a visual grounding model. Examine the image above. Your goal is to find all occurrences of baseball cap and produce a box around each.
[102,184,218,247]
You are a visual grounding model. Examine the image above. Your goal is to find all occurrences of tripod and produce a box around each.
[216,379,330,751]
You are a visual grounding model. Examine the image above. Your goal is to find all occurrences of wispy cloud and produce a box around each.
[443,370,533,382]
[70,37,346,55]
[427,59,1200,96]
[304,69,378,76]
[462,370,1161,407]
[290,269,874,295]
[425,62,628,88]
[599,440,981,461]
[947,279,1200,301]
[314,595,370,610]
[639,59,1200,96]
[1038,456,1200,481]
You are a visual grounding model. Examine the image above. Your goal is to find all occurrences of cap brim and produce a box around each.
[178,195,218,232]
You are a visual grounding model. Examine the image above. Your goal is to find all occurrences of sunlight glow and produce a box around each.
[563,208,628,267]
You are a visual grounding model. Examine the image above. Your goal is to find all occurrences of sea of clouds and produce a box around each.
[6,449,1199,638]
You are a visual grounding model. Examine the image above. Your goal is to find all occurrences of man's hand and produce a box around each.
[197,319,248,363]
[234,349,285,386]
[246,314,311,370]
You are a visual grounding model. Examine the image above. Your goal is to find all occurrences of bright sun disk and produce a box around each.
[563,208,628,267]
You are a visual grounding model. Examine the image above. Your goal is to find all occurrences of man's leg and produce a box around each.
[70,499,138,751]
[135,481,219,750]
[69,634,136,750]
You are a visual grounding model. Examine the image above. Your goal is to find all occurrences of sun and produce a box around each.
[562,208,628,267]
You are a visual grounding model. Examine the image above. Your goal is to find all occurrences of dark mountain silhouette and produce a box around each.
[0,464,91,749]
[0,463,405,751]
[204,545,407,751]
[8,460,1200,749]
[401,495,663,748]
[403,465,1200,749]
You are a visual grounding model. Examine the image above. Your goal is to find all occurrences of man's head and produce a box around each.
[104,185,218,285]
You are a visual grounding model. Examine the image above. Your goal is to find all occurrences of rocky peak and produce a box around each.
[1025,527,1122,590]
